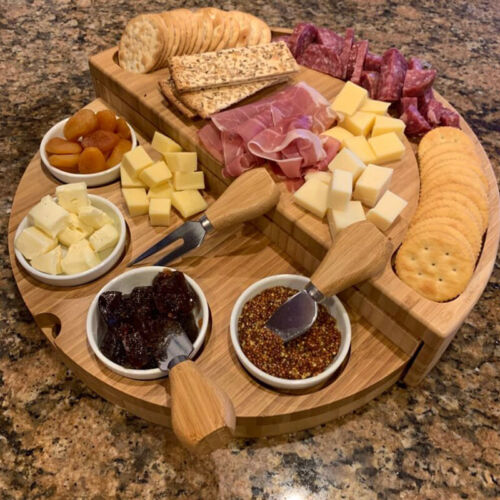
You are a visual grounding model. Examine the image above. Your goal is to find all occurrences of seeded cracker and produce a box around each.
[158,73,197,119]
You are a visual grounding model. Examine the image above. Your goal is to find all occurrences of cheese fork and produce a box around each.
[128,168,280,267]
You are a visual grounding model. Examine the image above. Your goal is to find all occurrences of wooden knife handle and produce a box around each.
[205,168,280,231]
[310,221,393,297]
[169,360,236,454]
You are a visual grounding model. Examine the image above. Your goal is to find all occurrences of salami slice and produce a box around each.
[346,42,359,80]
[297,43,343,78]
[398,96,418,115]
[351,40,369,84]
[316,27,344,53]
[403,68,437,97]
[439,108,460,128]
[340,28,355,79]
[426,99,444,126]
[407,57,423,70]
[401,104,431,136]
[377,48,407,102]
[289,23,318,59]
[364,52,382,71]
[360,71,380,98]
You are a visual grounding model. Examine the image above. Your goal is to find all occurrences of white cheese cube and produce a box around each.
[68,213,94,238]
[304,171,332,184]
[328,169,353,210]
[121,188,149,217]
[331,81,368,116]
[78,205,112,229]
[344,136,377,164]
[163,152,197,173]
[328,148,366,183]
[293,179,329,219]
[30,246,62,275]
[173,171,205,191]
[15,226,57,260]
[61,239,100,275]
[152,131,182,154]
[367,190,408,231]
[149,198,171,226]
[58,225,86,247]
[327,201,366,236]
[89,223,119,252]
[353,164,393,207]
[342,111,376,137]
[120,165,146,188]
[368,132,406,164]
[122,146,153,178]
[371,116,406,139]
[359,98,390,115]
[171,190,208,218]
[321,126,354,148]
[28,195,70,238]
[147,182,174,199]
[139,161,172,188]
[56,182,90,214]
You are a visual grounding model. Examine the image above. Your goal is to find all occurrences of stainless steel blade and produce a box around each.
[157,331,194,373]
[265,290,318,343]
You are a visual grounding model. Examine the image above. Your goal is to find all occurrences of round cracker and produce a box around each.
[418,126,475,159]
[190,12,206,54]
[419,142,478,169]
[224,11,241,49]
[181,10,195,55]
[198,7,225,51]
[198,10,214,53]
[421,157,488,190]
[161,11,181,59]
[421,165,487,193]
[258,24,272,44]
[232,11,252,47]
[157,13,176,66]
[169,9,191,55]
[246,14,266,45]
[185,11,202,54]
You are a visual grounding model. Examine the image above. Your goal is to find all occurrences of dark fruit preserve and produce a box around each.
[98,270,200,369]
[238,286,341,379]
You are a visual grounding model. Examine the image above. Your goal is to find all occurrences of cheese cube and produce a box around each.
[328,170,353,210]
[139,161,172,188]
[171,190,208,218]
[121,188,149,217]
[120,165,146,188]
[328,148,366,183]
[89,223,119,252]
[61,239,100,275]
[330,81,368,116]
[163,152,197,172]
[151,131,182,154]
[371,116,406,139]
[56,182,90,214]
[29,195,70,238]
[342,111,376,137]
[359,98,390,115]
[353,164,393,207]
[367,190,408,231]
[149,198,172,226]
[344,136,377,164]
[293,179,329,219]
[122,146,153,178]
[30,246,62,275]
[327,201,366,235]
[15,226,57,260]
[68,213,93,237]
[173,171,205,191]
[321,126,354,148]
[368,132,406,164]
[78,205,112,229]
[304,171,332,184]
[58,225,86,247]
[147,182,174,199]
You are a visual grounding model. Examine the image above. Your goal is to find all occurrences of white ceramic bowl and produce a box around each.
[86,266,209,380]
[230,274,351,391]
[14,194,126,287]
[40,115,137,187]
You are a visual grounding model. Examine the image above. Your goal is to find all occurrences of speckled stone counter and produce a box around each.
[1,1,499,498]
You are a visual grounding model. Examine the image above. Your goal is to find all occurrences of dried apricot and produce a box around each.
[115,118,131,139]
[81,130,119,153]
[96,110,117,132]
[63,109,98,141]
[46,137,82,155]
[106,139,132,168]
[49,154,80,173]
[78,147,107,174]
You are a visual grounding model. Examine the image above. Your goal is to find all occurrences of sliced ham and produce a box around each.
[197,122,223,163]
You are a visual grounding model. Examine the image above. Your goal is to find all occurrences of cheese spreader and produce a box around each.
[266,221,393,342]
[128,168,280,267]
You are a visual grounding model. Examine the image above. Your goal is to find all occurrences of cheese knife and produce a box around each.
[266,221,393,342]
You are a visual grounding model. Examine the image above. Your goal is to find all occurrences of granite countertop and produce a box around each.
[1,0,499,498]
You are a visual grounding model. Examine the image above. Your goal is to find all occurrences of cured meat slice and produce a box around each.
[351,40,369,84]
[298,44,343,79]
[377,48,407,102]
[418,87,434,117]
[407,57,423,70]
[346,42,359,80]
[339,28,355,79]
[403,68,437,97]
[198,122,223,163]
[360,70,380,98]
[364,52,382,71]
[288,22,318,59]
[398,96,418,115]
[315,136,341,170]
[426,99,444,126]
[439,108,460,128]
[401,104,431,136]
[316,28,344,53]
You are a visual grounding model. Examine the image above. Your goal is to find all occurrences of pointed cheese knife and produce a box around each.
[266,221,394,342]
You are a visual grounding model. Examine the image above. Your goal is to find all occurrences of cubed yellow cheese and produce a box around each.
[15,226,58,260]
[371,116,406,139]
[58,224,86,247]
[353,164,393,207]
[121,188,149,217]
[56,182,90,214]
[304,171,332,184]
[139,161,172,188]
[293,179,329,219]
[120,165,146,188]
[67,213,93,238]
[171,190,207,218]
[30,245,62,275]
[78,205,112,230]
[151,131,182,154]
[321,126,354,148]
[61,239,100,275]
[359,98,390,115]
[328,169,352,210]
[163,152,197,172]
[29,195,70,239]
[342,111,376,137]
[122,146,153,178]
[327,201,366,236]
[89,223,119,253]
[149,198,172,226]
[147,182,174,199]
[368,132,406,164]
[330,81,368,116]
[344,136,377,164]
[367,190,408,231]
[328,148,366,183]
[173,171,205,191]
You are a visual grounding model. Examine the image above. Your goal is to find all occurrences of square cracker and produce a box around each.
[158,75,198,119]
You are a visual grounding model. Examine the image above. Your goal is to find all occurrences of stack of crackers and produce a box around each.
[159,42,298,119]
[396,127,489,302]
[119,8,271,74]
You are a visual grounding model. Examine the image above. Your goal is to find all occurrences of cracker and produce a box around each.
[419,142,478,168]
[199,10,214,53]
[224,11,241,49]
[421,158,488,190]
[421,165,487,192]
[395,231,475,302]
[170,9,191,55]
[258,24,272,44]
[232,11,252,47]
[191,11,209,54]
[198,8,225,51]
[246,14,269,45]
[418,126,475,159]
[158,77,197,119]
